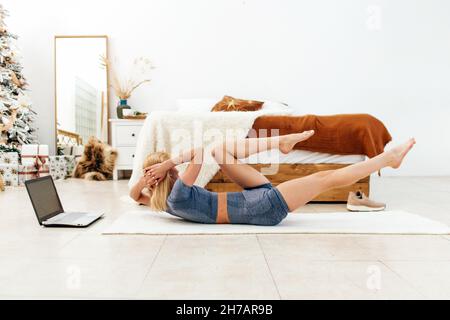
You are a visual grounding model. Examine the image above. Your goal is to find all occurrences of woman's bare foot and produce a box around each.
[280,130,315,154]
[389,138,416,169]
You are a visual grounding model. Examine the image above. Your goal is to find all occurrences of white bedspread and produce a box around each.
[243,150,365,164]
[129,111,268,188]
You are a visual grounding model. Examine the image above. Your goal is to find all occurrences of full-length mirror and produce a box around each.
[55,35,108,155]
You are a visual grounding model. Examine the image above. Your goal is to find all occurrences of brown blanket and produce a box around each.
[252,114,392,158]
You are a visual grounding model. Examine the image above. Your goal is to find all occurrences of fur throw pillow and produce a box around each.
[211,96,264,112]
[73,137,117,181]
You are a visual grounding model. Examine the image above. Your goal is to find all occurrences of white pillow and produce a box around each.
[260,100,294,115]
[262,100,290,110]
[176,98,219,112]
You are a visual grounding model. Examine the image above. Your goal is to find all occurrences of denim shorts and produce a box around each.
[227,184,290,226]
[166,180,290,226]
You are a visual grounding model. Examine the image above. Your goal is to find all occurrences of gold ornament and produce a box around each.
[0,172,5,192]
[10,71,21,87]
[0,109,18,134]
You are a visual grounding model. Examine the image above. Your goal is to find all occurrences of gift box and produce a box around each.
[0,152,19,165]
[0,148,50,187]
[18,164,39,186]
[0,151,20,187]
[60,145,84,157]
[20,144,50,184]
[17,163,49,186]
[0,163,19,187]
[21,144,49,167]
[67,157,77,177]
[49,155,77,180]
[49,156,67,180]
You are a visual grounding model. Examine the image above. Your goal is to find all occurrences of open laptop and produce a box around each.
[25,176,103,227]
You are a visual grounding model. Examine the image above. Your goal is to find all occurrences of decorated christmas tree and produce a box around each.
[0,4,36,148]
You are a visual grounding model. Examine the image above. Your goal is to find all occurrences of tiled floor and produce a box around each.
[0,177,449,299]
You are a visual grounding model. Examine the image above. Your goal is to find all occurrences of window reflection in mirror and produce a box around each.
[55,36,108,155]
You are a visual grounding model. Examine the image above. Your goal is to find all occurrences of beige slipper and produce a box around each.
[347,191,386,212]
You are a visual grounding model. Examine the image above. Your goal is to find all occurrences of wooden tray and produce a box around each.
[123,114,147,120]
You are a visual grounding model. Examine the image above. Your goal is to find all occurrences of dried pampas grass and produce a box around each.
[100,55,154,100]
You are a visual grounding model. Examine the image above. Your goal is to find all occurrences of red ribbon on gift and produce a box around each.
[18,170,50,176]
[21,145,49,178]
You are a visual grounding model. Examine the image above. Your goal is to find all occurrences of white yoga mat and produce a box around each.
[103,211,450,235]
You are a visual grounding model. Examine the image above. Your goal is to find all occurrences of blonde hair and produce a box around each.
[143,152,172,211]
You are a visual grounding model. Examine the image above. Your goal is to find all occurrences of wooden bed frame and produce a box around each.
[205,164,370,203]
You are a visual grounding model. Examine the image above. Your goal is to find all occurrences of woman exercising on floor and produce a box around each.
[130,131,415,226]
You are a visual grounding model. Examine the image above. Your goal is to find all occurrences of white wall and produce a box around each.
[4,0,450,175]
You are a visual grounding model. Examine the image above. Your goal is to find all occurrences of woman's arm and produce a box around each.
[129,176,154,205]
[146,147,204,187]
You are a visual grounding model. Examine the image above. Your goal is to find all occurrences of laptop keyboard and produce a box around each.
[51,213,87,224]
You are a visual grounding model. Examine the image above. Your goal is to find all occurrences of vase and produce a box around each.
[117,99,131,119]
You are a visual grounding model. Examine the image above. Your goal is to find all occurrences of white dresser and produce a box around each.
[109,119,145,180]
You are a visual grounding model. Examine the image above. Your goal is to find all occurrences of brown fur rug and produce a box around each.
[73,137,117,181]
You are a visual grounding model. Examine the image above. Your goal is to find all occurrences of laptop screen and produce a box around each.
[25,177,64,223]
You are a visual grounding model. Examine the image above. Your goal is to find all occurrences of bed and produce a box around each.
[206,150,369,202]
[206,112,392,202]
[129,99,391,203]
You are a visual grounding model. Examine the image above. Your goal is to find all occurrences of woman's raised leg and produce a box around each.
[212,131,315,189]
[277,139,416,211]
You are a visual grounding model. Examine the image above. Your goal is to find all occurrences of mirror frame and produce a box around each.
[54,35,110,153]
